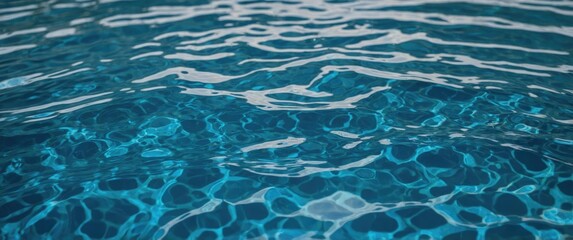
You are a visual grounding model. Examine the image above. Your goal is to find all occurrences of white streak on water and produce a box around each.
[0,44,36,55]
[163,52,234,61]
[241,137,306,153]
[0,27,46,40]
[132,67,242,84]
[0,92,113,114]
[45,28,76,38]
[132,42,161,49]
[129,51,164,60]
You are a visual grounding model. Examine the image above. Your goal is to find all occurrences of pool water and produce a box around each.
[1,0,573,239]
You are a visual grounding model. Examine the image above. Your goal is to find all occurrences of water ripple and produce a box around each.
[1,0,573,239]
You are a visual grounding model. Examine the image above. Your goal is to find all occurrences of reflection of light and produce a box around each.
[132,67,239,84]
[241,137,306,153]
[130,51,164,60]
[70,17,94,26]
[24,98,113,123]
[175,65,402,111]
[0,68,91,90]
[0,92,113,114]
[225,154,380,178]
[0,44,36,55]
[45,28,76,38]
[164,52,234,61]
[0,27,46,40]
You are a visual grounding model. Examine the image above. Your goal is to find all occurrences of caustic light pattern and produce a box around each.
[0,0,573,239]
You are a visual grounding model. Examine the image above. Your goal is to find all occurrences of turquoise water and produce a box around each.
[1,0,573,239]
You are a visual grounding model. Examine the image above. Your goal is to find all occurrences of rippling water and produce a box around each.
[1,0,573,239]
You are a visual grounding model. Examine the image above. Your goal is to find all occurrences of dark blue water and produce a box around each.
[1,0,573,239]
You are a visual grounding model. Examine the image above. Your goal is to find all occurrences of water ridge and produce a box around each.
[1,0,573,239]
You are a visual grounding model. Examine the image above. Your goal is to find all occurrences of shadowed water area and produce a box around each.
[1,0,573,239]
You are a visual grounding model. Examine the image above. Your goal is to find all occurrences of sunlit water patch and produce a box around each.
[1,0,573,239]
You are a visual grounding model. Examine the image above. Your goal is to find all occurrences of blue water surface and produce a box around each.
[1,0,573,239]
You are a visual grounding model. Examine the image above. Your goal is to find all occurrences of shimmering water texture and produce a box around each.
[1,0,573,239]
